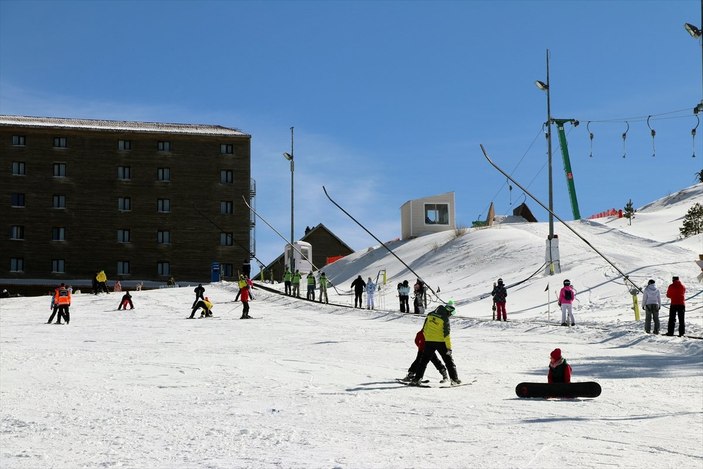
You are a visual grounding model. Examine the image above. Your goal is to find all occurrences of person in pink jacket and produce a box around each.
[558,279,576,326]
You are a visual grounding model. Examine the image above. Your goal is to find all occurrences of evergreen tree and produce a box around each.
[696,170,703,183]
[623,199,635,226]
[680,203,703,238]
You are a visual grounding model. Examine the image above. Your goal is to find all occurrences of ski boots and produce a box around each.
[439,369,449,384]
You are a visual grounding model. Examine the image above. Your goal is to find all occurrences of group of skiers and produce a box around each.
[641,276,687,336]
[282,268,331,304]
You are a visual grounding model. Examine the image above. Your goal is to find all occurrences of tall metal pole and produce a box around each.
[290,126,295,272]
[545,49,554,241]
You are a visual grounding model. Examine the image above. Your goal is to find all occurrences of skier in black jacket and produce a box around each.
[350,275,366,308]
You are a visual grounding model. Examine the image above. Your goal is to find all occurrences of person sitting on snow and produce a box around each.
[547,348,572,383]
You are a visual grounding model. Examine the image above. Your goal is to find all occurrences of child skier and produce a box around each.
[558,279,576,326]
[189,297,213,318]
[117,290,134,310]
[547,348,572,383]
[491,278,508,321]
[403,330,449,383]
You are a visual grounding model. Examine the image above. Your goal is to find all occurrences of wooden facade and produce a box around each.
[1,115,252,290]
[260,223,354,282]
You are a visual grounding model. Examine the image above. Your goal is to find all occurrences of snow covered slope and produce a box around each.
[1,185,702,468]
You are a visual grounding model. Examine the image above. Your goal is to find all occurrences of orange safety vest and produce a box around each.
[55,288,71,305]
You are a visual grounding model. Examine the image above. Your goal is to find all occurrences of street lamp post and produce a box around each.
[685,9,703,114]
[536,49,558,275]
[282,127,295,272]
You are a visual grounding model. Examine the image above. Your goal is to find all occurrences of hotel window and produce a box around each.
[117,166,131,180]
[117,261,131,276]
[11,193,25,207]
[424,203,449,225]
[220,170,233,184]
[157,262,171,276]
[118,140,132,151]
[52,227,66,241]
[52,259,65,273]
[12,135,26,146]
[53,163,67,177]
[220,144,234,155]
[52,195,66,209]
[117,229,131,243]
[157,199,171,213]
[221,263,234,277]
[157,230,171,244]
[12,161,26,175]
[157,167,171,182]
[220,201,233,214]
[10,258,24,272]
[10,225,24,240]
[118,197,131,211]
[53,137,67,148]
[220,232,233,246]
[157,141,171,152]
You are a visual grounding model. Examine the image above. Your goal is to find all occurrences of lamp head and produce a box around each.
[282,152,293,161]
[535,80,549,91]
[685,22,702,38]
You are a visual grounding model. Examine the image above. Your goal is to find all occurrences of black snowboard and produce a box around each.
[515,381,601,398]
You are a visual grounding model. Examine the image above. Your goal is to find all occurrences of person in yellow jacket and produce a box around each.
[291,270,302,298]
[283,268,292,296]
[189,296,213,318]
[409,300,462,386]
[96,270,109,294]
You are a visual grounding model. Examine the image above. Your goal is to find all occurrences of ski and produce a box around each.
[479,144,642,294]
[396,378,429,384]
[397,378,475,388]
[323,186,442,302]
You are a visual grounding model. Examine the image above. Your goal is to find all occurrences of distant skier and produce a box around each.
[306,272,316,301]
[366,277,376,309]
[193,284,205,308]
[491,278,508,321]
[409,300,461,386]
[47,283,70,324]
[189,297,213,318]
[398,280,410,313]
[292,270,302,298]
[96,270,109,294]
[117,290,134,310]
[665,276,686,337]
[318,272,330,304]
[283,268,292,296]
[558,279,576,326]
[403,330,449,383]
[413,279,426,314]
[642,279,661,334]
[548,348,572,383]
[351,275,366,308]
[240,283,252,319]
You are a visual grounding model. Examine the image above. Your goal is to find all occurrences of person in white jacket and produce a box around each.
[366,277,376,310]
[642,279,662,334]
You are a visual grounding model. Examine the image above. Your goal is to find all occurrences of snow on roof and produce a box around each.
[0,115,249,137]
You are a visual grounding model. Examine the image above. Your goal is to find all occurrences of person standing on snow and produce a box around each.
[283,268,292,296]
[547,348,572,383]
[318,272,330,304]
[399,280,410,313]
[366,277,376,310]
[413,279,426,314]
[665,276,686,337]
[351,275,366,308]
[292,270,302,298]
[193,284,205,308]
[558,279,576,326]
[403,329,449,383]
[306,272,316,301]
[491,278,508,321]
[642,279,661,334]
[47,283,70,324]
[240,283,252,319]
[410,300,461,386]
[96,270,109,294]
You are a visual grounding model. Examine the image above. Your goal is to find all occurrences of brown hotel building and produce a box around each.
[1,115,253,292]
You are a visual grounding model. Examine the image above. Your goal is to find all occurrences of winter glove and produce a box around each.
[446,349,452,357]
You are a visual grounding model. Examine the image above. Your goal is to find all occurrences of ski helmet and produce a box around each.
[497,278,504,285]
[563,280,571,286]
[446,299,456,315]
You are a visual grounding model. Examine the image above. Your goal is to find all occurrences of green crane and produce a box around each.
[552,118,581,220]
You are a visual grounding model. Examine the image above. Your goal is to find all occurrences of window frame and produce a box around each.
[157,198,171,213]
[12,135,26,146]
[52,194,66,209]
[424,203,450,225]
[157,230,171,245]
[118,197,132,212]
[10,225,25,240]
[117,260,131,276]
[118,139,132,151]
[53,137,68,148]
[51,259,65,273]
[117,229,131,243]
[11,193,25,207]
[157,141,171,152]
[220,169,234,184]
[12,161,26,175]
[117,166,131,181]
[53,163,67,178]
[10,258,24,272]
[51,227,66,241]
[157,167,171,182]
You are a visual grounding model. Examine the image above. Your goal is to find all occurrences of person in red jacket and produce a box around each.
[402,330,449,383]
[665,276,686,337]
[547,348,571,383]
[240,284,252,319]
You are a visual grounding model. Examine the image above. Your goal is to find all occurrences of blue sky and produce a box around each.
[1,0,701,268]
